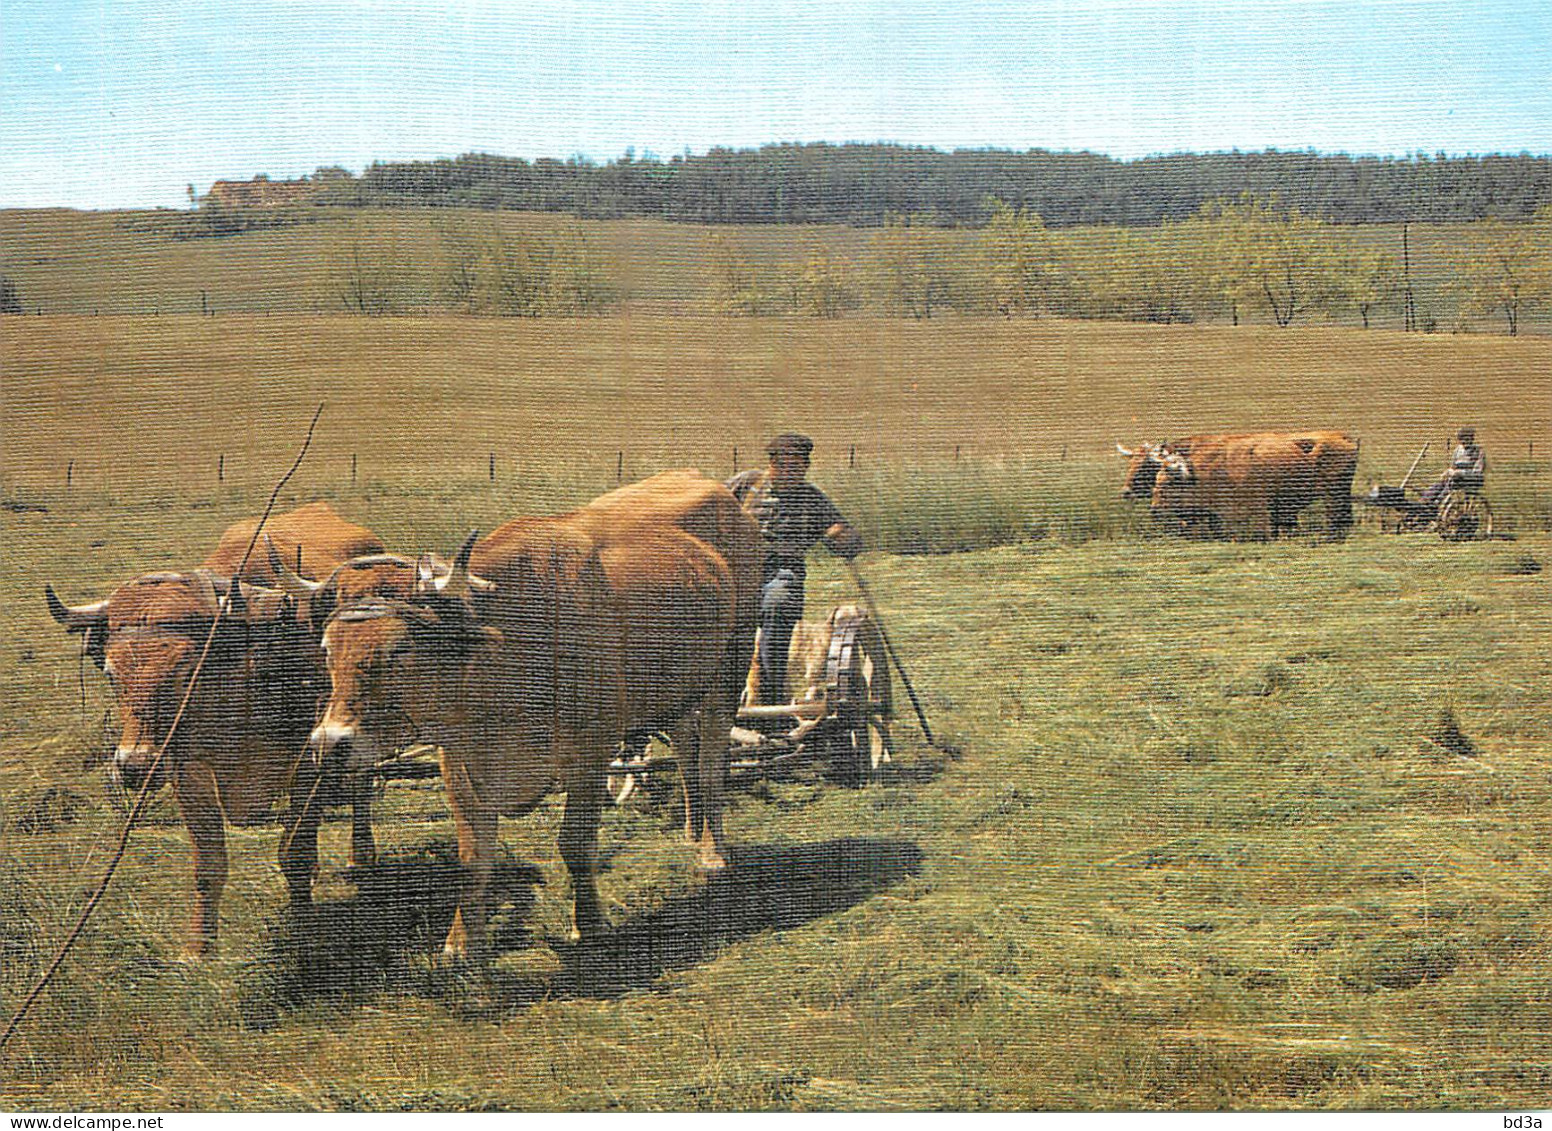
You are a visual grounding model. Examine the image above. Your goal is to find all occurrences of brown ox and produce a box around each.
[43,502,384,956]
[282,471,760,959]
[1119,430,1358,540]
[202,501,383,582]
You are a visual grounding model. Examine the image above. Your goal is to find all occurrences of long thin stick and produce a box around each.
[1,405,324,1056]
[1399,442,1430,492]
[844,561,939,749]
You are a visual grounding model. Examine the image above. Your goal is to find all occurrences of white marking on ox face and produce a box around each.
[111,740,164,793]
[115,742,153,766]
[313,611,416,776]
[109,746,138,790]
[308,719,379,777]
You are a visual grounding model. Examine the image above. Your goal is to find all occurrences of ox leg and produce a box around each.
[443,798,497,963]
[1328,492,1355,540]
[348,778,377,868]
[742,628,763,707]
[1252,496,1276,542]
[673,712,704,848]
[172,764,226,958]
[694,700,731,872]
[279,762,323,909]
[676,703,730,873]
[559,767,607,943]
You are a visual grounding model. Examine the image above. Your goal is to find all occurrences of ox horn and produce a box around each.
[190,570,223,616]
[234,579,290,623]
[416,540,495,597]
[1116,443,1136,457]
[266,535,324,599]
[436,531,480,601]
[420,531,480,600]
[44,585,109,631]
[416,553,438,590]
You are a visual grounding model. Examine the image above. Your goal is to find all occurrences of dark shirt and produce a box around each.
[726,468,850,577]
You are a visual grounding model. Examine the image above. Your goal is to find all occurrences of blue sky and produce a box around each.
[2,0,1548,210]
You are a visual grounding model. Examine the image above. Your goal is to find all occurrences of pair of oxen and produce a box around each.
[46,472,760,960]
[1116,430,1360,540]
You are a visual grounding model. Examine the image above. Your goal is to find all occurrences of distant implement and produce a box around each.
[1361,438,1494,541]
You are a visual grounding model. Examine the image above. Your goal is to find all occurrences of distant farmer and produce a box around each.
[727,433,865,704]
[1421,427,1486,508]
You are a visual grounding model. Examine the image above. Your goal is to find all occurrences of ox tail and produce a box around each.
[1328,449,1360,538]
[722,618,760,713]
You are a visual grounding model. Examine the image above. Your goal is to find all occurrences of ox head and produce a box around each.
[44,570,293,794]
[1117,441,1172,500]
[297,534,499,778]
[1148,448,1197,517]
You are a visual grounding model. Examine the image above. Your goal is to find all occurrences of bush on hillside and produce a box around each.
[0,273,23,314]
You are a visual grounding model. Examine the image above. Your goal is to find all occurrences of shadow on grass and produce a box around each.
[550,837,924,1001]
[237,836,922,1026]
[882,749,955,786]
[235,842,542,1028]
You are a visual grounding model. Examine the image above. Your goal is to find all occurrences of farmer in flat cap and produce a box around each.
[1421,427,1487,509]
[728,433,865,704]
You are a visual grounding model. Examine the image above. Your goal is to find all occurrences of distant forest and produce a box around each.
[304,144,1552,227]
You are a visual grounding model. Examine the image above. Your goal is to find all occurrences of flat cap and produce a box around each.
[767,432,814,459]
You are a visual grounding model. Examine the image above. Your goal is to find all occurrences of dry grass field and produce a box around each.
[4,314,1548,499]
[3,218,1552,1110]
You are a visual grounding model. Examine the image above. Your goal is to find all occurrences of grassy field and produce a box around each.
[2,307,1552,1111]
[3,207,1547,334]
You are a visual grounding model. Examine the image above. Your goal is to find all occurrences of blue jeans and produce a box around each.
[758,568,805,704]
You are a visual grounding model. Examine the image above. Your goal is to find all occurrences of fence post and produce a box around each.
[351,453,357,484]
[616,451,623,485]
[732,446,739,474]
[489,452,495,482]
[66,460,74,490]
[218,454,224,484]
[954,444,960,462]
[849,445,856,469]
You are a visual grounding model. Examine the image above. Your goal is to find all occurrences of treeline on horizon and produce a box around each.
[300,143,1552,227]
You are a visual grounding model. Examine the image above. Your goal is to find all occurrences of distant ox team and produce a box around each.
[1117,429,1360,540]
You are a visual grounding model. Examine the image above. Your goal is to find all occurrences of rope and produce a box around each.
[1,404,324,1057]
[76,634,89,724]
